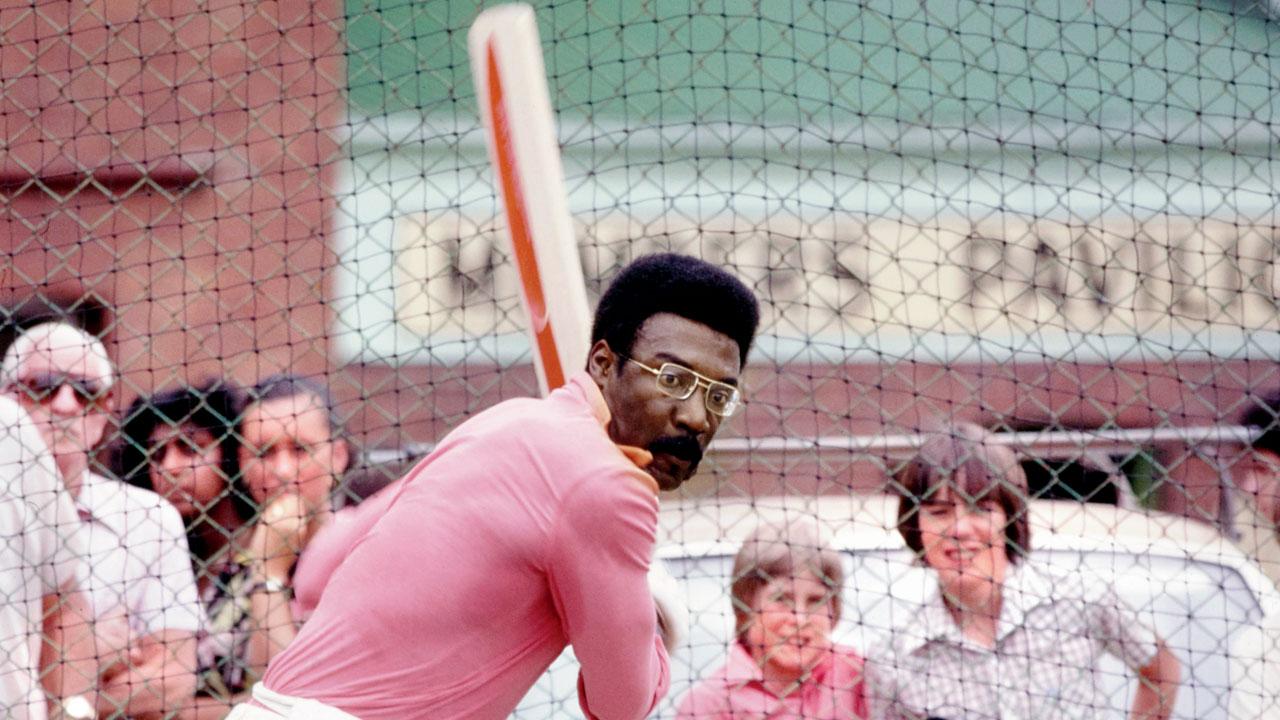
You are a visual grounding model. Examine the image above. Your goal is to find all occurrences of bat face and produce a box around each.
[470,4,591,397]
[592,313,742,491]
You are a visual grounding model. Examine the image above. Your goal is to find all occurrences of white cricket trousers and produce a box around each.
[226,684,361,720]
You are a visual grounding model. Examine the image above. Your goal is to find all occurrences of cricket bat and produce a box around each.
[468,3,591,396]
[469,4,689,651]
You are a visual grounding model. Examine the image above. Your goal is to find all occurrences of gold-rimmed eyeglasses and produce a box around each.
[627,358,743,417]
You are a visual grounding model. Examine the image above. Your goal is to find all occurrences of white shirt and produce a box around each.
[1230,608,1280,720]
[74,472,202,637]
[1232,496,1280,591]
[0,397,88,720]
[866,560,1160,720]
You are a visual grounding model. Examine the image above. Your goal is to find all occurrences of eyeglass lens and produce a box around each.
[15,373,106,404]
[654,363,740,416]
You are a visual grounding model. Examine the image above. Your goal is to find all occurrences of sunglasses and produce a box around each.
[627,358,743,417]
[11,372,110,407]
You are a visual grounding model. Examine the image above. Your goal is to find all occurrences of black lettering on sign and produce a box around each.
[393,213,1280,339]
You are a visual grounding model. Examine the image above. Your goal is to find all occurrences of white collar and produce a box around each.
[902,562,1055,653]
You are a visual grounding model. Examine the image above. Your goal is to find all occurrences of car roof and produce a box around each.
[658,494,1280,615]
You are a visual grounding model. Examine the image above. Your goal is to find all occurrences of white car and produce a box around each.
[513,496,1280,719]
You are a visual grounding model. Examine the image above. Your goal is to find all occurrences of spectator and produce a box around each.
[1,322,200,719]
[0,395,99,720]
[118,381,257,717]
[675,518,867,719]
[1232,388,1280,589]
[228,252,760,720]
[865,423,1181,720]
[236,375,350,681]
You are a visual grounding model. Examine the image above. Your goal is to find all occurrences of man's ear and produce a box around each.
[586,339,617,387]
[331,438,351,477]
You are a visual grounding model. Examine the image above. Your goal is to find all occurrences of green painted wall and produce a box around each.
[345,0,1277,129]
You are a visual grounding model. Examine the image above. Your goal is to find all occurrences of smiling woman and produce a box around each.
[894,423,1032,600]
[868,424,1183,720]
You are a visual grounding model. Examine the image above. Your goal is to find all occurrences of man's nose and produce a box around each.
[1237,469,1260,494]
[48,384,84,415]
[157,445,184,474]
[673,391,712,435]
[267,450,299,480]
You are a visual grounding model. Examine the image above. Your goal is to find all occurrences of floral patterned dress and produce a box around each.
[195,553,256,699]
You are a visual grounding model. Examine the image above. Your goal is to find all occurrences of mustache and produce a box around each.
[648,435,703,466]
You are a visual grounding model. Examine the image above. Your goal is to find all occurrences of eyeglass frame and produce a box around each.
[623,356,744,418]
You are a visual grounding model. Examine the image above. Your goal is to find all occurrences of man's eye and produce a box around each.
[657,372,686,389]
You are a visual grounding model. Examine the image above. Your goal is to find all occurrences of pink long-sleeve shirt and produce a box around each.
[262,372,671,719]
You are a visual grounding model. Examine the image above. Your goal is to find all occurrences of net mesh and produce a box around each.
[0,0,1278,717]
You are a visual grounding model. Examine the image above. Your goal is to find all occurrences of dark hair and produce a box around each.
[895,423,1031,564]
[1241,388,1280,458]
[118,380,253,522]
[590,253,760,366]
[244,374,342,437]
[730,518,843,644]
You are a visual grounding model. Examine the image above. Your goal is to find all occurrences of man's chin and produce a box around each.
[649,457,698,492]
[653,472,684,492]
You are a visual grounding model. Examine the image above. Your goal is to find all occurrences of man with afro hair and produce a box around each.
[232,253,760,720]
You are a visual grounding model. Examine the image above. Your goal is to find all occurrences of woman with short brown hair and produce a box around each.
[867,423,1181,720]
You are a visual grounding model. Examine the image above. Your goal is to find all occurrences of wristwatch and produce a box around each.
[59,695,95,720]
[250,576,291,595]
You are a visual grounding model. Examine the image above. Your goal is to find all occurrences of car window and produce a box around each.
[512,549,1264,719]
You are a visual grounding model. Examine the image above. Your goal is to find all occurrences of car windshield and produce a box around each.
[512,548,1264,719]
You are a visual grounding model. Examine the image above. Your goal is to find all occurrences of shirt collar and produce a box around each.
[722,640,845,697]
[902,562,1052,653]
[909,588,967,650]
[563,370,656,475]
[722,641,766,684]
[73,471,109,523]
[995,562,1053,638]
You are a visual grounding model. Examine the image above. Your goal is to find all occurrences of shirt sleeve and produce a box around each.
[1083,572,1160,671]
[294,485,400,617]
[546,468,670,720]
[132,496,203,635]
[0,399,87,593]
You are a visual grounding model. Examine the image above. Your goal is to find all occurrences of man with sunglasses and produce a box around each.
[232,253,760,720]
[0,394,101,719]
[2,322,200,719]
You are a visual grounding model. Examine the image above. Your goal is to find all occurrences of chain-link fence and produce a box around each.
[1,0,1278,718]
